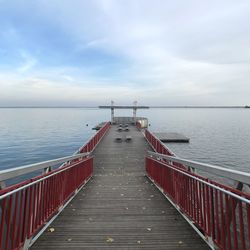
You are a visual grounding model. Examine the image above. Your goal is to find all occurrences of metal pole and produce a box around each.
[133,101,137,124]
[111,108,114,123]
[111,100,114,123]
[133,108,137,124]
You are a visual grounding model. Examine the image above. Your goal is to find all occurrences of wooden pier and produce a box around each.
[31,125,209,249]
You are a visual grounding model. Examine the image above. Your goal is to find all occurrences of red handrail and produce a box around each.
[0,122,111,249]
[146,156,250,250]
[0,157,93,250]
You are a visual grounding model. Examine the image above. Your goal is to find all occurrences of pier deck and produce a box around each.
[31,125,209,249]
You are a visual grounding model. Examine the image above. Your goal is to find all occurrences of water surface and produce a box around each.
[0,108,249,173]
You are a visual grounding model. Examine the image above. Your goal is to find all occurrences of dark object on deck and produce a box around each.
[117,127,123,132]
[125,135,132,141]
[154,132,190,143]
[115,135,122,142]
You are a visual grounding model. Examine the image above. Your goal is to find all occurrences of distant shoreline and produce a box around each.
[150,106,250,108]
[0,106,249,109]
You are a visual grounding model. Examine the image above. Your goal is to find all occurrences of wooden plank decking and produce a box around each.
[31,125,210,249]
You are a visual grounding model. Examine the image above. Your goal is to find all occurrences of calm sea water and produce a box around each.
[0,108,250,173]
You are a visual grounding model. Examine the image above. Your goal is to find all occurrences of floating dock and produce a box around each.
[154,132,190,143]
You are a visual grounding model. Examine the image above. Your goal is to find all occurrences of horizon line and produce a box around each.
[0,105,249,109]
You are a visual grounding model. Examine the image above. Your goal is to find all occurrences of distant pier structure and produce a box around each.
[99,101,149,124]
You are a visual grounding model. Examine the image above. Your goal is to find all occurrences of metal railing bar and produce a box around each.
[0,157,93,200]
[147,157,250,204]
[0,152,89,182]
[148,151,250,185]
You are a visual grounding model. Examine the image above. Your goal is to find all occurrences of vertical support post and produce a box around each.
[133,108,136,124]
[111,100,114,124]
[111,108,114,124]
[133,101,137,124]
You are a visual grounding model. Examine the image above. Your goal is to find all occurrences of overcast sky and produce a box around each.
[0,0,250,106]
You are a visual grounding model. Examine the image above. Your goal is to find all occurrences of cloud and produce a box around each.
[0,0,250,105]
[0,72,148,106]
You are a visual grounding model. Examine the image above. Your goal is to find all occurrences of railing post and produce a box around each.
[22,237,32,250]
[43,166,52,174]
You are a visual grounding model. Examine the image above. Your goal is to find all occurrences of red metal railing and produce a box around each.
[0,157,93,250]
[79,122,111,153]
[146,156,250,250]
[0,122,111,249]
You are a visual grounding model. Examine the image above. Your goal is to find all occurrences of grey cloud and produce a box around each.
[1,0,250,105]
